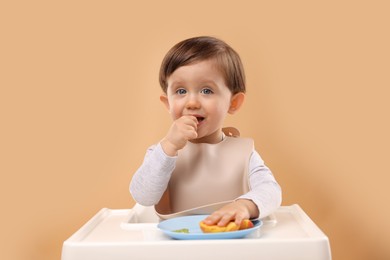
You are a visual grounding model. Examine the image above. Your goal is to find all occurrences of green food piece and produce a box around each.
[172,228,189,233]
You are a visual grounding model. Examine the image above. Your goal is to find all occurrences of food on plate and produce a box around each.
[239,219,255,230]
[172,228,189,233]
[199,219,254,233]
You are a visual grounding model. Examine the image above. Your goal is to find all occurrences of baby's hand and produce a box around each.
[161,115,198,156]
[202,199,259,227]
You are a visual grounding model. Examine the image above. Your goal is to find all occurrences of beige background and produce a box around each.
[1,1,389,259]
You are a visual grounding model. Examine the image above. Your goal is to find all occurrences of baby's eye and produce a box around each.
[176,88,187,95]
[201,88,213,95]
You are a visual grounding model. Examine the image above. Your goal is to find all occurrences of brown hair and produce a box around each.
[159,36,246,94]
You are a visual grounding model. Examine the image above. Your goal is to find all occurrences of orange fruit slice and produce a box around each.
[199,219,253,233]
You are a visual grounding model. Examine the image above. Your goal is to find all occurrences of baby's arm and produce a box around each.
[203,150,282,226]
[129,143,176,206]
[130,115,198,205]
[238,151,282,218]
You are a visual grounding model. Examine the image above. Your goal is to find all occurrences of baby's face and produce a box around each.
[165,59,233,143]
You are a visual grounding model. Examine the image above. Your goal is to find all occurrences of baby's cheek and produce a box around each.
[170,108,181,120]
[173,103,184,114]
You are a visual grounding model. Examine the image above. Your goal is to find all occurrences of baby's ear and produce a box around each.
[228,92,245,114]
[160,94,170,110]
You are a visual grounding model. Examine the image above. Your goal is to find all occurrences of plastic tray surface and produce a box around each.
[62,204,332,260]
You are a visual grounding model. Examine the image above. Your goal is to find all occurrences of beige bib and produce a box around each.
[155,128,254,219]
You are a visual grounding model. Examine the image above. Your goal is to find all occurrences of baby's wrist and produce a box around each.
[160,138,179,157]
[236,199,259,219]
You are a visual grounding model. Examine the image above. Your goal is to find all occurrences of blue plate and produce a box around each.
[157,215,262,240]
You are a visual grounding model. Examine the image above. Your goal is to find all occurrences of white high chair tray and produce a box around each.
[62,204,331,260]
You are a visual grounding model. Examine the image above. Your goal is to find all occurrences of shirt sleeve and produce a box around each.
[129,143,177,206]
[238,150,282,218]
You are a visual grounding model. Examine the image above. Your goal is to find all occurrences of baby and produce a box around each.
[130,36,281,227]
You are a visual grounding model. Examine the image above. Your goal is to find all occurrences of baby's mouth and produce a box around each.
[196,116,205,123]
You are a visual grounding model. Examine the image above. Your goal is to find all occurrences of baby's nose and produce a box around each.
[185,95,201,109]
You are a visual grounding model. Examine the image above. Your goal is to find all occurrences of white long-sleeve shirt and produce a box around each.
[130,142,282,218]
